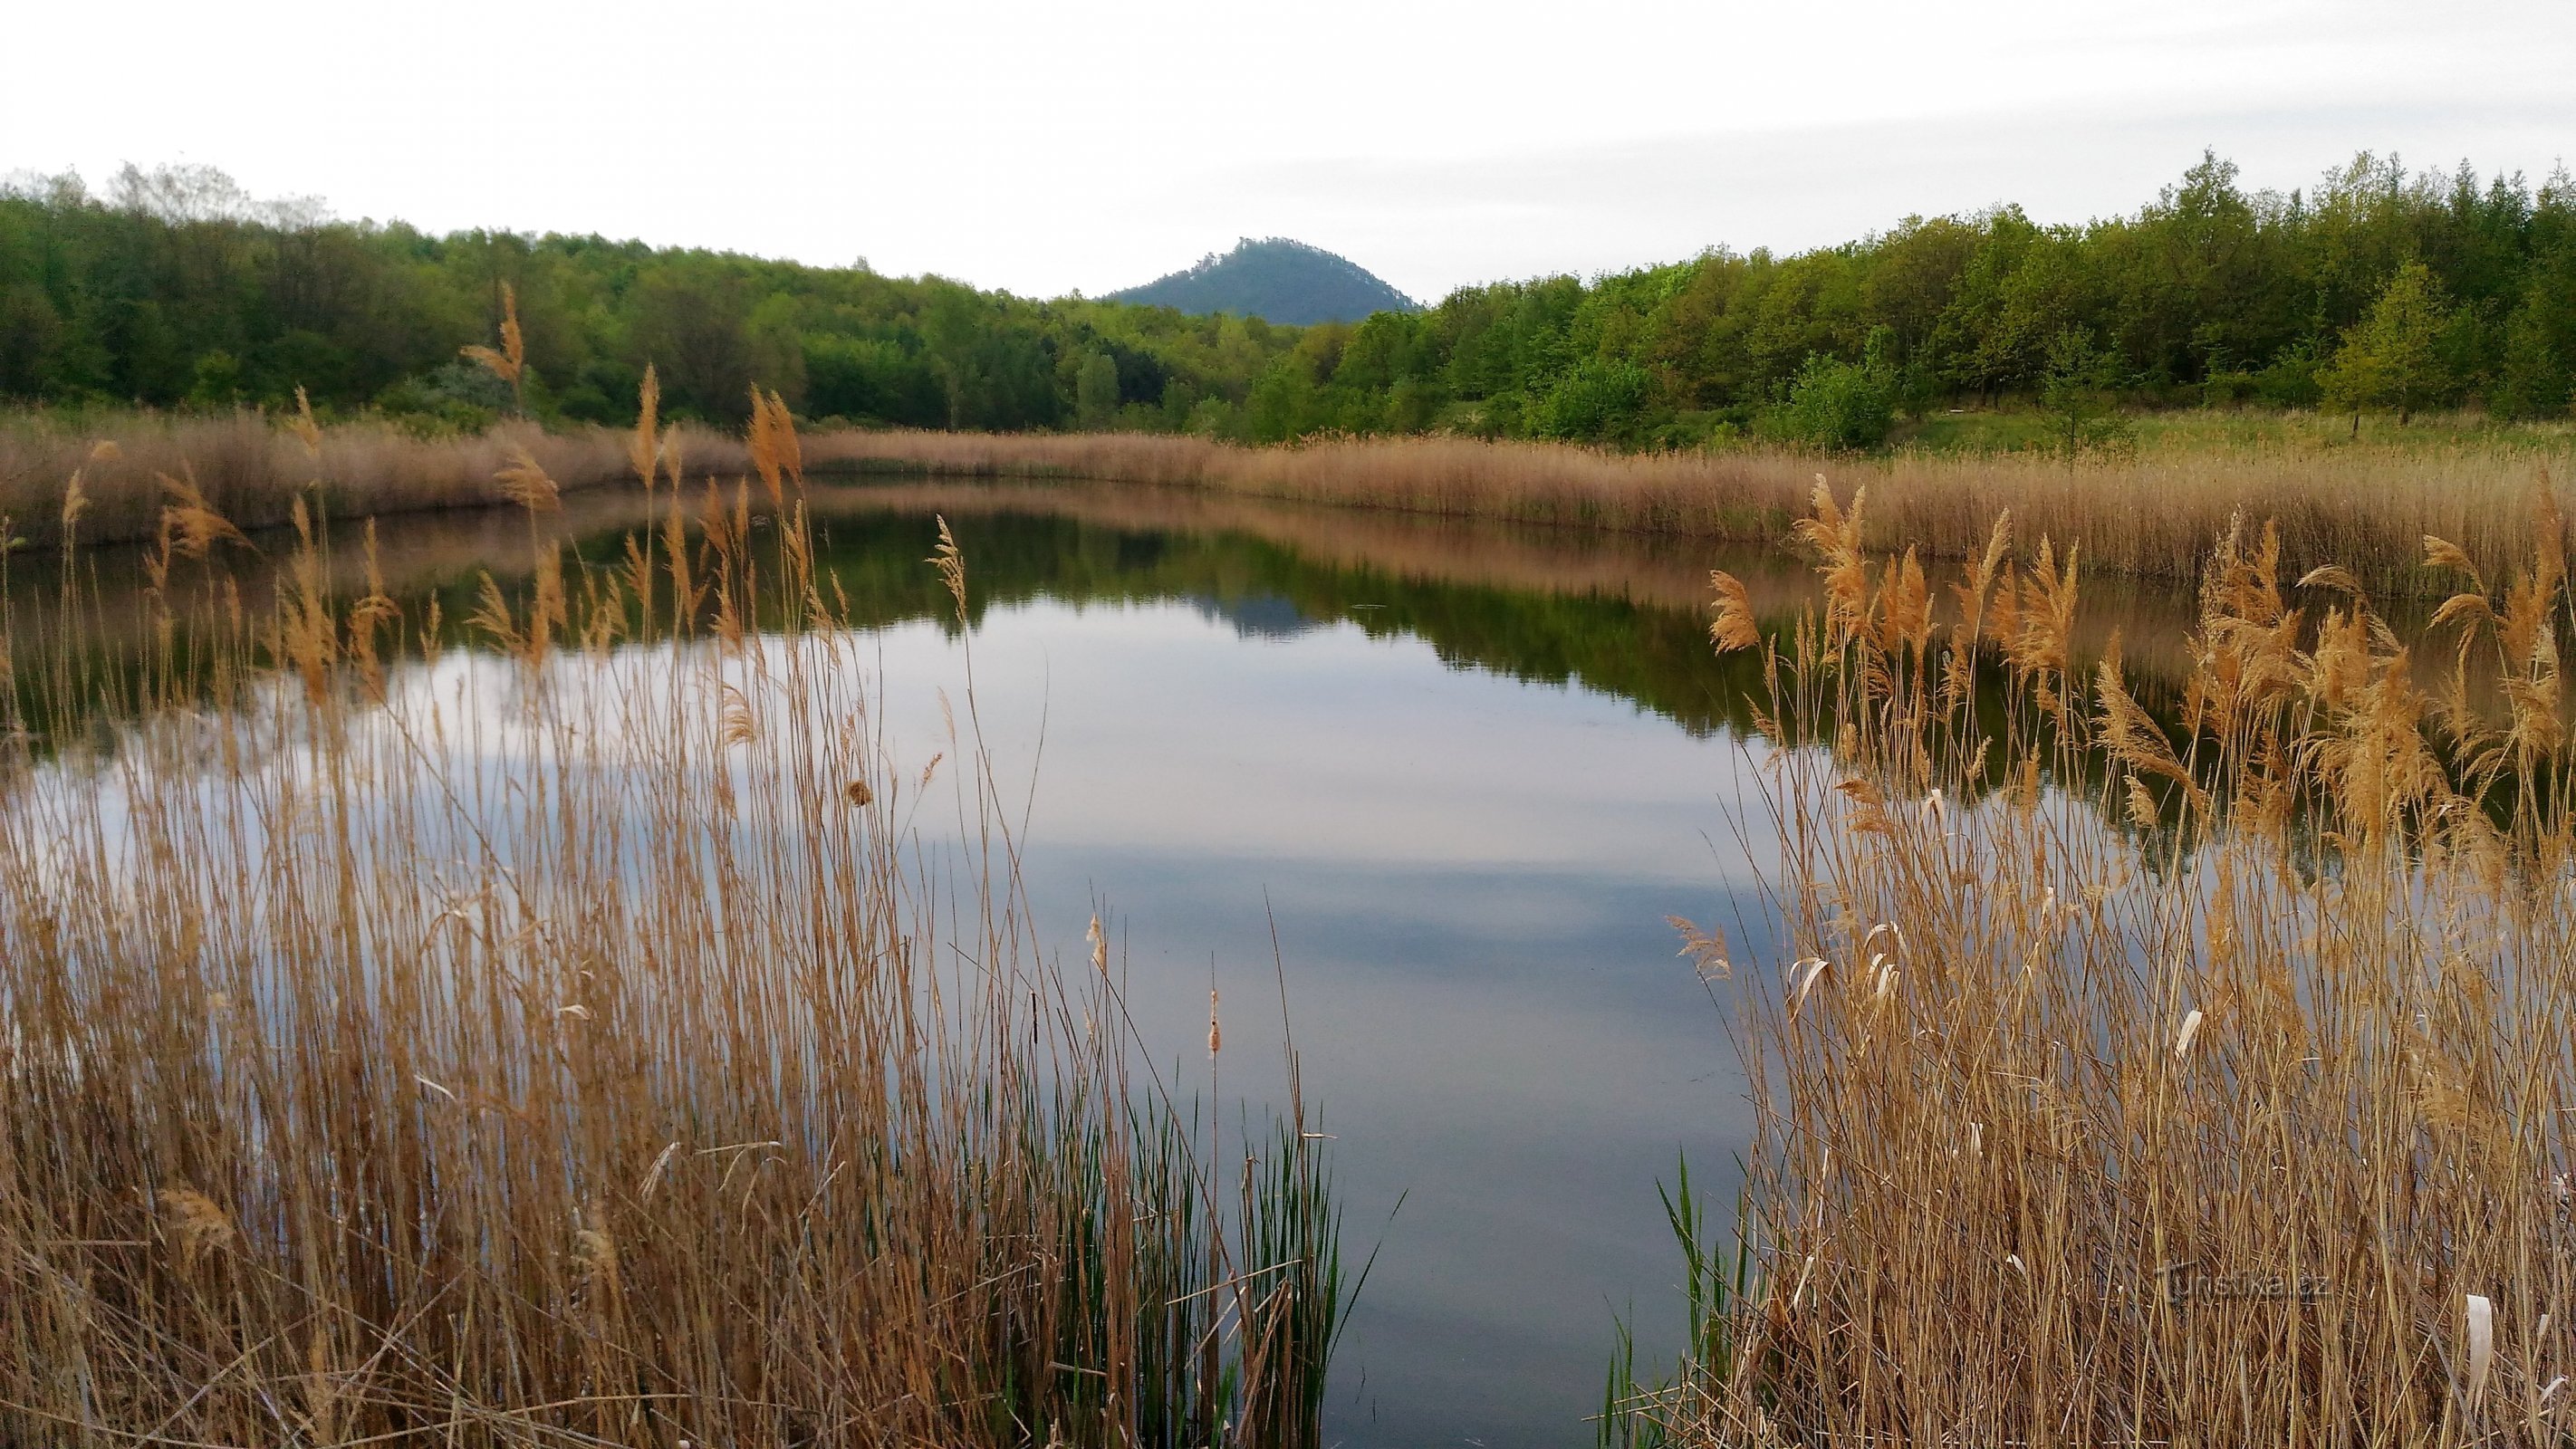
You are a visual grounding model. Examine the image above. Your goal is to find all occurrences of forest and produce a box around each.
[4,151,2572,450]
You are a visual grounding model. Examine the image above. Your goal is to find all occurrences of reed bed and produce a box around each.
[0,403,1341,1446]
[0,408,745,550]
[1619,485,2576,1444]
[14,410,2571,597]
[810,429,2574,597]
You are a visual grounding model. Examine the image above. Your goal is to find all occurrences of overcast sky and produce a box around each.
[7,0,2572,302]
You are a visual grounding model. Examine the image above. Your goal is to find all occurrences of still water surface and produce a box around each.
[803,487,1773,1448]
[30,480,2199,1446]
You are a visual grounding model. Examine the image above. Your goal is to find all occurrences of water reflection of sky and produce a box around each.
[860,599,1770,1449]
[15,493,1789,1449]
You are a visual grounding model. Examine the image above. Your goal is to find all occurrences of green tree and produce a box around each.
[2037,326,2132,463]
[2493,297,2571,420]
[1075,351,1121,429]
[186,349,245,410]
[1532,358,1648,441]
[2318,260,2454,430]
[0,284,62,398]
[1766,333,1896,451]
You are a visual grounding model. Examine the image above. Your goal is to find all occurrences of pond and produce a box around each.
[9,477,2203,1447]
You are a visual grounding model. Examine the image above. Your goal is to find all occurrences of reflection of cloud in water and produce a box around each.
[860,600,1764,880]
[846,599,1767,1449]
[10,498,1787,1449]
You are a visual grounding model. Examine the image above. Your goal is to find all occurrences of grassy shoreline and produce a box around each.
[7,408,2571,593]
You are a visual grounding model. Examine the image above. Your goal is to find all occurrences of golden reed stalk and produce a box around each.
[1620,478,2576,1445]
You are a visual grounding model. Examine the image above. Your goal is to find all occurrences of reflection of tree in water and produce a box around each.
[11,485,2237,796]
[784,509,1772,739]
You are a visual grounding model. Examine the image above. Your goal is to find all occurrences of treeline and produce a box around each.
[5,153,2574,451]
[1248,152,2576,447]
[0,164,1293,433]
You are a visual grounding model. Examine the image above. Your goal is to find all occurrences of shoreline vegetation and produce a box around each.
[1609,483,2576,1444]
[0,400,1348,1446]
[8,153,2576,456]
[5,407,2569,593]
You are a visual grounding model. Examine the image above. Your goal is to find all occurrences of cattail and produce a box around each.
[1207,988,1222,1057]
[1088,915,1110,975]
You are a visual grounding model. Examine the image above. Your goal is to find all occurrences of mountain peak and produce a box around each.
[1109,238,1418,326]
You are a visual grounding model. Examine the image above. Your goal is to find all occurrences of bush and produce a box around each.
[1764,353,1894,452]
[1533,359,1649,441]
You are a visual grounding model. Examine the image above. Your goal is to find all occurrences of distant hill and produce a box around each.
[1109,238,1418,325]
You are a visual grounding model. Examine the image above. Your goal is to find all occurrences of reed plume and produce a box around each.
[1616,481,2576,1448]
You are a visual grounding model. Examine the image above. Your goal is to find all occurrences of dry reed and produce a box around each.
[0,410,746,550]
[806,429,2575,596]
[14,413,2571,598]
[1617,479,2576,1445]
[0,401,1342,1446]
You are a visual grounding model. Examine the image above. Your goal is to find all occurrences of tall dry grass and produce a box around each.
[15,411,2571,596]
[0,405,1343,1445]
[0,408,746,550]
[14,407,2555,591]
[1616,484,2576,1444]
[810,429,2575,596]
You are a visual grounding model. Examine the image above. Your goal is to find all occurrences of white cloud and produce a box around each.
[5,0,2569,300]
